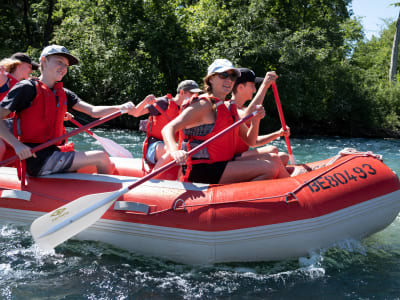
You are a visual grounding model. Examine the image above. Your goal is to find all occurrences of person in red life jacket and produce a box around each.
[0,45,135,176]
[129,80,202,170]
[162,59,290,184]
[0,53,39,161]
[231,68,290,165]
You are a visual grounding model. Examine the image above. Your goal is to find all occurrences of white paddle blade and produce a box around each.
[93,134,133,158]
[30,191,119,250]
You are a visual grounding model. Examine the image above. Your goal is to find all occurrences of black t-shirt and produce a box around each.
[146,96,169,116]
[1,79,80,112]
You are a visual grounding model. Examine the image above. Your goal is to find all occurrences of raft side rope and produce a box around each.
[115,149,383,215]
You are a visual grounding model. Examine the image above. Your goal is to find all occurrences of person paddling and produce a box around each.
[129,80,202,171]
[231,68,290,165]
[0,45,134,176]
[162,59,290,184]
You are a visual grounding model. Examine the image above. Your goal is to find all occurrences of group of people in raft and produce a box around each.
[0,44,297,184]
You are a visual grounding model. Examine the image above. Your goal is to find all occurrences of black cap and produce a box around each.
[10,53,39,70]
[235,68,264,85]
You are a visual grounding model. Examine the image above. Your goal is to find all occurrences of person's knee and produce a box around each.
[91,151,112,173]
[279,152,289,166]
[155,143,167,162]
[259,145,278,154]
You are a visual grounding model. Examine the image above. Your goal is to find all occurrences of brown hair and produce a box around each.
[203,73,214,94]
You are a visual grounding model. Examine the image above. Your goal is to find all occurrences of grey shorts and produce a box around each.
[26,145,75,176]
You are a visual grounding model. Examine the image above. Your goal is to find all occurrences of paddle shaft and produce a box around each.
[69,118,95,137]
[271,83,294,163]
[153,102,172,121]
[0,110,124,167]
[37,110,257,239]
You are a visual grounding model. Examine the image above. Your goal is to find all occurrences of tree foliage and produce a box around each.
[0,0,399,137]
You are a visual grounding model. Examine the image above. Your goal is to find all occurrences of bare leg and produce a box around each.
[153,143,171,170]
[68,150,113,174]
[237,145,289,166]
[219,155,289,184]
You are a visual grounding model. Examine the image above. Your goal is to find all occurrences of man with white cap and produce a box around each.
[130,79,202,171]
[162,58,290,184]
[0,44,134,176]
[231,67,290,166]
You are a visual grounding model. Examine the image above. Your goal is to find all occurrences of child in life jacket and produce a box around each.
[0,45,135,176]
[230,68,290,166]
[130,80,202,171]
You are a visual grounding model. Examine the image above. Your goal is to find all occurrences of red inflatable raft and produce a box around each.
[0,148,399,264]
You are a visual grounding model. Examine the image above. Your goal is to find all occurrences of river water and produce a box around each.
[1,129,400,299]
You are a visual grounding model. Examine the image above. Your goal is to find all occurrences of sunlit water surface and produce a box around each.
[1,129,400,299]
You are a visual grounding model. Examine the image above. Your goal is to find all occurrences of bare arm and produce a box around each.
[243,71,278,116]
[72,100,134,118]
[162,99,213,164]
[238,106,265,146]
[128,94,156,117]
[254,127,290,147]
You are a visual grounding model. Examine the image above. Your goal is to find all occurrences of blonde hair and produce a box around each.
[0,58,21,74]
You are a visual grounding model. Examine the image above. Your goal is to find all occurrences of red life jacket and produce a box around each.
[13,80,67,145]
[0,73,18,119]
[0,73,18,102]
[142,94,180,166]
[180,97,238,181]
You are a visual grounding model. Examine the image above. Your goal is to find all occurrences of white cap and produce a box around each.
[207,59,241,77]
[40,45,79,65]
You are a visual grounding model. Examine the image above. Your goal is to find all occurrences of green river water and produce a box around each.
[1,129,400,299]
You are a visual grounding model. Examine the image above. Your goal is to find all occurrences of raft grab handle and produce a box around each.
[285,192,298,204]
[114,201,150,214]
[173,199,186,211]
[0,189,31,201]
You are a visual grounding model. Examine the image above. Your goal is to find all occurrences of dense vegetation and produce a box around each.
[1,0,399,137]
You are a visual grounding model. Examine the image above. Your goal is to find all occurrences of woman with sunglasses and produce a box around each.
[162,59,290,184]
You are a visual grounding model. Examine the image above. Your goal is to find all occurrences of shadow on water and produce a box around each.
[1,131,400,299]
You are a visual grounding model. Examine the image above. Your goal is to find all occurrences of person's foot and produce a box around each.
[289,165,310,177]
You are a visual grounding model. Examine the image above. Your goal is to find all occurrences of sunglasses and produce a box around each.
[217,72,238,81]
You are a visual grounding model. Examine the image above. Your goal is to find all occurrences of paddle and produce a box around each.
[30,110,258,250]
[0,110,126,167]
[271,82,295,164]
[69,118,133,158]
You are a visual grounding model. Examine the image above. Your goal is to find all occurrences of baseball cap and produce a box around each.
[207,59,241,77]
[177,80,203,93]
[10,53,39,70]
[235,68,264,85]
[40,45,79,66]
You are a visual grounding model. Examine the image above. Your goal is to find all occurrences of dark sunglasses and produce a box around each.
[217,72,238,81]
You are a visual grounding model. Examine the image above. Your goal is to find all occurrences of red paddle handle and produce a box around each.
[271,83,294,161]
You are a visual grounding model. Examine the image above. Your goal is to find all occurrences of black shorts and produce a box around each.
[183,161,229,184]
